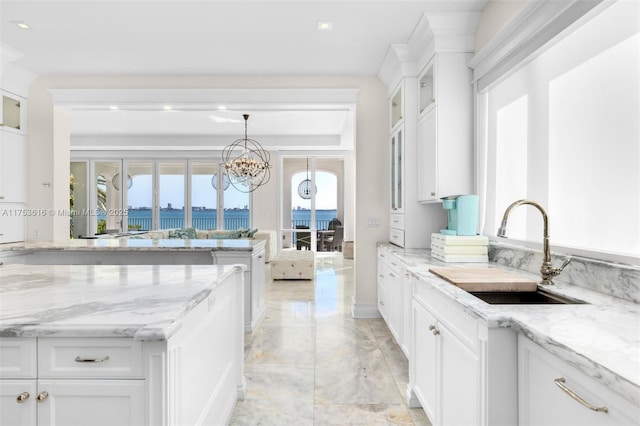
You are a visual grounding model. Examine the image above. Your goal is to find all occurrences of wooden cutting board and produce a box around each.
[428,267,538,292]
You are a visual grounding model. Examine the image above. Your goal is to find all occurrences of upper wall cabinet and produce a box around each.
[0,132,27,203]
[0,90,27,244]
[390,85,403,130]
[417,53,474,203]
[388,77,438,249]
[419,64,435,114]
[0,92,26,135]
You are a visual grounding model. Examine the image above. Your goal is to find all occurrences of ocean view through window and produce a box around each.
[122,208,337,231]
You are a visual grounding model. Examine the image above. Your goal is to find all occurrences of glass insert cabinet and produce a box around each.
[0,93,22,131]
[390,127,403,213]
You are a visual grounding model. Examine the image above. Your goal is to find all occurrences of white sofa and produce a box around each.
[126,228,278,263]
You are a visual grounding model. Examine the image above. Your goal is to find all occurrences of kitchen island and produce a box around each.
[0,263,246,426]
[2,238,266,332]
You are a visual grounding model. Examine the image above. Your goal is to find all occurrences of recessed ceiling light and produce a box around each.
[163,105,172,111]
[317,21,333,31]
[11,21,32,30]
[217,105,227,110]
[109,106,119,110]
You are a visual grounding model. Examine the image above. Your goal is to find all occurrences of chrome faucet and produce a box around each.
[497,199,571,285]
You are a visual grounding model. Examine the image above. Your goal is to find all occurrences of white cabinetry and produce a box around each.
[213,244,266,332]
[388,78,436,248]
[37,380,146,425]
[519,335,639,425]
[411,277,479,425]
[376,247,412,359]
[0,268,244,426]
[417,53,473,203]
[390,127,404,214]
[0,128,27,244]
[377,248,391,322]
[409,270,517,425]
[1,338,145,425]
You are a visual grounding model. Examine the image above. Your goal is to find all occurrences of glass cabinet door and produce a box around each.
[390,128,403,212]
[419,62,435,114]
[0,93,22,131]
[390,86,403,129]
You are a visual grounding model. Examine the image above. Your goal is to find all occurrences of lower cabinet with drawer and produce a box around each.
[518,335,640,425]
[377,246,410,357]
[0,338,145,426]
[0,268,244,426]
[409,272,518,426]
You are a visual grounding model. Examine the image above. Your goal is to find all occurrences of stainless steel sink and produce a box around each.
[469,290,585,305]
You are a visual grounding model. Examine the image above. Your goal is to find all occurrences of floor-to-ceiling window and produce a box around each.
[127,161,153,231]
[71,157,252,236]
[158,161,186,229]
[191,161,220,230]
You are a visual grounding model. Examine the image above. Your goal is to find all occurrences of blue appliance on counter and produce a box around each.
[440,195,479,236]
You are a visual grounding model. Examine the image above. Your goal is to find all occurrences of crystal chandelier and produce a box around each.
[222,114,271,193]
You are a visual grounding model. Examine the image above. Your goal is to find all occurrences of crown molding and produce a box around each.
[377,11,480,87]
[468,0,609,91]
[48,88,359,111]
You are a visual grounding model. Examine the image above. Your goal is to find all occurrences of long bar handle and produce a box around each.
[75,355,110,363]
[554,377,608,413]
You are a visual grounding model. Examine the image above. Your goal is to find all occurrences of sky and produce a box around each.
[125,171,337,210]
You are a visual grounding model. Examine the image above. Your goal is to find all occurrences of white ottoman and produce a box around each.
[270,250,315,280]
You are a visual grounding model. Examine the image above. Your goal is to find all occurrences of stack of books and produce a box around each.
[431,233,489,263]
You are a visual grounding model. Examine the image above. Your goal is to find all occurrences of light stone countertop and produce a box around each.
[5,238,265,252]
[0,263,244,341]
[378,243,640,407]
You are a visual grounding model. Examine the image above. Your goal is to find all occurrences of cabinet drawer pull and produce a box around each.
[430,192,436,196]
[0,196,4,200]
[16,392,30,403]
[380,301,385,306]
[428,324,440,335]
[36,391,49,402]
[554,377,608,413]
[75,355,110,363]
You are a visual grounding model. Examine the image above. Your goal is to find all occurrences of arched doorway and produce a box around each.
[281,156,344,251]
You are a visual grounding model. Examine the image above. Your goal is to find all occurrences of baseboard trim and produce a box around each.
[351,300,381,319]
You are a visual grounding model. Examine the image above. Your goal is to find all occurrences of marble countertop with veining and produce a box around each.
[0,263,244,341]
[378,243,640,407]
[5,238,265,252]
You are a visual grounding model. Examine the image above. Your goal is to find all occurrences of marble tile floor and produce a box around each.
[230,252,431,426]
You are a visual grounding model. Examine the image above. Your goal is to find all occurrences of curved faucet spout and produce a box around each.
[497,199,569,285]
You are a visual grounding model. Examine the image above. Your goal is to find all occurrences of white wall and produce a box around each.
[474,0,528,52]
[26,75,388,312]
